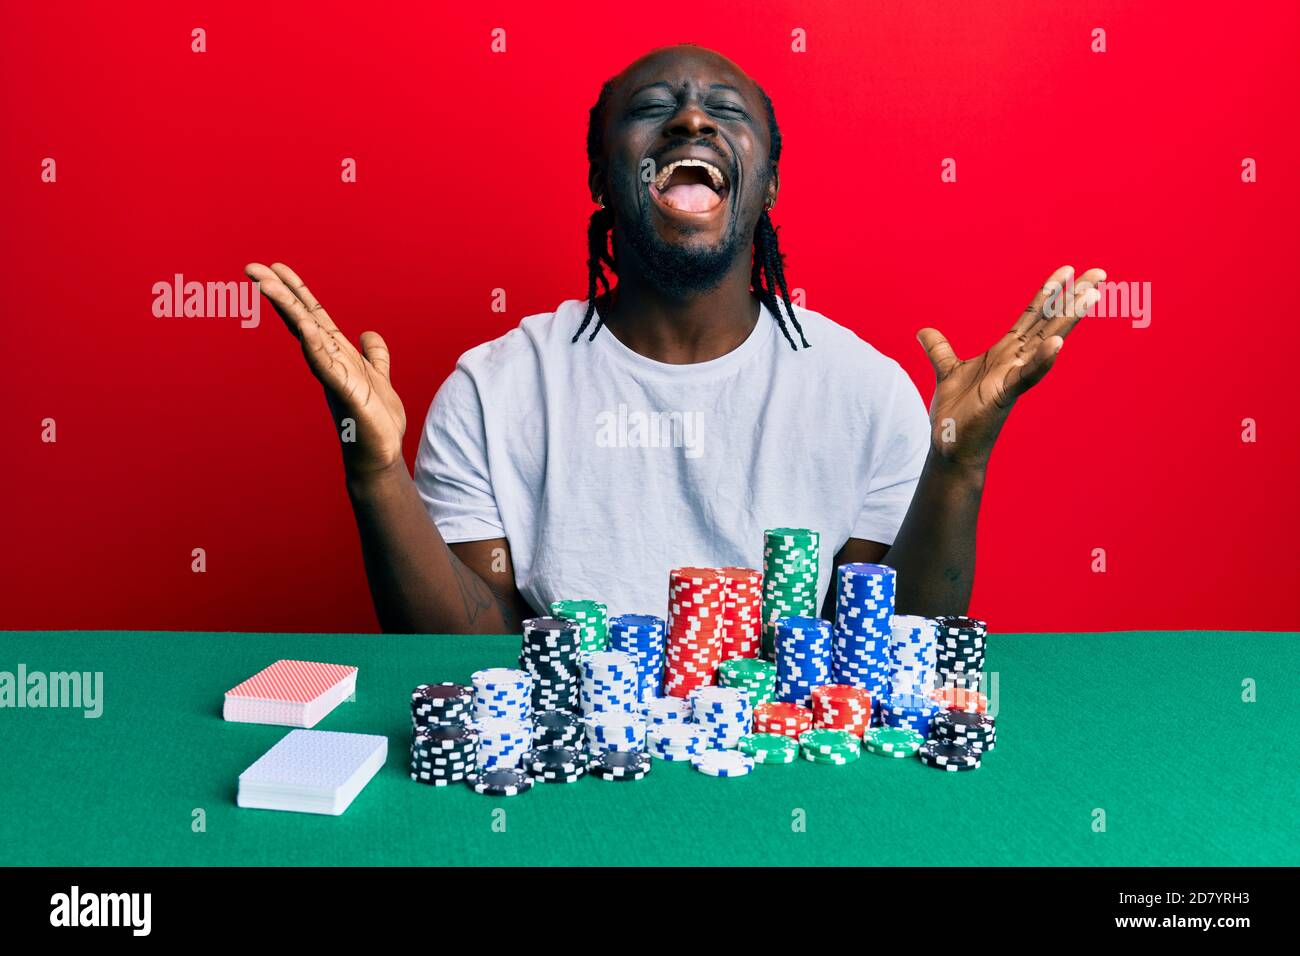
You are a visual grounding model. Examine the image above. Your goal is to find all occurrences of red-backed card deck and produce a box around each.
[223,660,358,728]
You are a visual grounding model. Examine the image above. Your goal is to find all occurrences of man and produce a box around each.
[245,45,1102,635]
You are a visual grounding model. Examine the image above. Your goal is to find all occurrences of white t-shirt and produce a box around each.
[414,298,931,619]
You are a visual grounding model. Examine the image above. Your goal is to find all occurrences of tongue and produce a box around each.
[659,183,720,212]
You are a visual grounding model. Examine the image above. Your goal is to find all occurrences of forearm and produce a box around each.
[345,463,512,635]
[884,451,986,615]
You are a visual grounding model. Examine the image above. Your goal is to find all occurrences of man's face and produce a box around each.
[595,46,777,297]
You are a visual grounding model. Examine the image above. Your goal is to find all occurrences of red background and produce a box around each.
[2,1,1296,634]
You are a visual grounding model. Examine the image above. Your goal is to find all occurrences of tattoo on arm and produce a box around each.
[448,551,495,626]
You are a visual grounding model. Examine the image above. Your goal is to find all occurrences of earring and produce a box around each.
[598,195,606,209]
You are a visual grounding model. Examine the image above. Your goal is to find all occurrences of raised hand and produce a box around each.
[245,262,406,478]
[916,264,1104,469]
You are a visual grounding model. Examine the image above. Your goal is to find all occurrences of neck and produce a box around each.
[600,261,760,365]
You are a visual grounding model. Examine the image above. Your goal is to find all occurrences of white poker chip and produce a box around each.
[691,749,755,778]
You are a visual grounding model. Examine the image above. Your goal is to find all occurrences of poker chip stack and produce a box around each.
[930,686,989,713]
[522,745,588,784]
[549,600,609,653]
[410,683,479,786]
[933,616,988,689]
[471,667,533,723]
[718,567,762,660]
[717,657,777,705]
[752,701,813,739]
[643,695,692,727]
[774,615,832,706]
[583,710,647,753]
[831,563,895,700]
[579,650,639,714]
[917,738,982,772]
[798,728,862,765]
[689,685,753,750]
[931,710,996,753]
[879,693,941,738]
[588,750,653,781]
[887,614,937,698]
[607,614,667,702]
[761,529,820,657]
[691,750,755,777]
[410,721,480,786]
[646,722,706,761]
[737,732,800,764]
[662,567,728,698]
[810,683,873,738]
[411,682,473,731]
[475,717,533,770]
[531,709,586,750]
[862,725,924,759]
[519,617,582,713]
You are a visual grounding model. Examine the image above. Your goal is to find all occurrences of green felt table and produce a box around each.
[1,630,1296,867]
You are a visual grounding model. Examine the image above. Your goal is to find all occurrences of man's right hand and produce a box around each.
[246,262,406,479]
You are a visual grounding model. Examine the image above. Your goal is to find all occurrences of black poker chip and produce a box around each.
[467,769,534,796]
[588,750,651,781]
[917,738,981,771]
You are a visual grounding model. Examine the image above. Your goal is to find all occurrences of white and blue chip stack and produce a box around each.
[878,693,941,738]
[607,614,667,702]
[583,710,647,753]
[579,650,639,714]
[643,695,692,726]
[646,722,706,761]
[471,667,533,723]
[774,615,832,706]
[832,563,895,703]
[474,717,533,770]
[688,685,753,750]
[887,614,937,698]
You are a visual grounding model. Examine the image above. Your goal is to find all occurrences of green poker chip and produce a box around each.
[549,600,609,652]
[738,733,799,764]
[863,726,924,758]
[761,528,820,652]
[718,658,777,705]
[798,728,860,755]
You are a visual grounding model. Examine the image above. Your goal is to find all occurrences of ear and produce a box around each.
[588,165,605,206]
[765,166,780,210]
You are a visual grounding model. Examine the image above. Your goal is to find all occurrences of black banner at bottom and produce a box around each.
[0,866,1285,939]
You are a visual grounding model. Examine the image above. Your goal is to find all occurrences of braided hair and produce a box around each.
[572,78,809,351]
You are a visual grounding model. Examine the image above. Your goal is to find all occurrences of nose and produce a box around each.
[665,103,717,140]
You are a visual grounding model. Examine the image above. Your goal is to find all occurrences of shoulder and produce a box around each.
[450,300,588,381]
[780,303,915,395]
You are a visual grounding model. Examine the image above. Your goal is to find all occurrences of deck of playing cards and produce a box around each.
[237,730,387,815]
[223,660,358,727]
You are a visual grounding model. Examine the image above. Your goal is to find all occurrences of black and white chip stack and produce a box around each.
[532,709,586,750]
[519,617,583,713]
[933,616,988,689]
[410,721,480,786]
[931,710,996,752]
[410,683,480,786]
[411,682,473,730]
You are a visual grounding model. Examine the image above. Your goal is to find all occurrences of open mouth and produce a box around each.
[648,158,730,213]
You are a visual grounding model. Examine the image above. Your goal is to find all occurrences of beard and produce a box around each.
[616,202,749,299]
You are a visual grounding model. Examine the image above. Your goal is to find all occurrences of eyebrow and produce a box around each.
[628,81,745,97]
